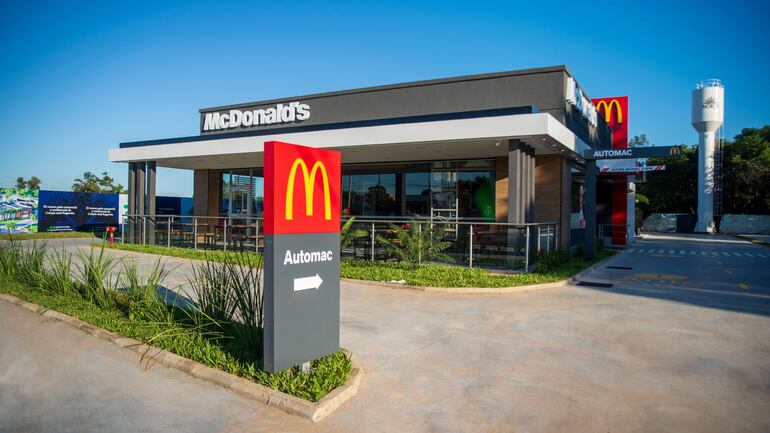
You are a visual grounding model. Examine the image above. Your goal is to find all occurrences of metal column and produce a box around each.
[585,159,597,260]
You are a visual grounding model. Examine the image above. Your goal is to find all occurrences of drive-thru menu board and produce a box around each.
[263,141,341,372]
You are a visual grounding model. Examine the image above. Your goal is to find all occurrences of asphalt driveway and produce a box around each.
[1,234,769,433]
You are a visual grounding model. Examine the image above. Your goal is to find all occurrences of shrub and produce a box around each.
[340,217,367,248]
[535,250,571,273]
[377,220,453,267]
[74,244,121,309]
[45,248,76,295]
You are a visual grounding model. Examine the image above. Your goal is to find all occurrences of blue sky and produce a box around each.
[1,0,767,196]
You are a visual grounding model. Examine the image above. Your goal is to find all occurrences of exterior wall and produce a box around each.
[193,169,221,230]
[534,155,572,250]
[495,156,509,222]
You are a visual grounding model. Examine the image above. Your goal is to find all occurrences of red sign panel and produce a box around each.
[591,96,628,149]
[264,141,341,235]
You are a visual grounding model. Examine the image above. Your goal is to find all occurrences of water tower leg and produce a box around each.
[695,131,716,233]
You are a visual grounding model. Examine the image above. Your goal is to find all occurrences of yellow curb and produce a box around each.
[0,294,363,422]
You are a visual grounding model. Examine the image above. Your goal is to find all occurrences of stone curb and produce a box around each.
[0,294,364,422]
[340,250,622,294]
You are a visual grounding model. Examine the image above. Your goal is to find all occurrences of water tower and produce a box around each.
[691,79,724,233]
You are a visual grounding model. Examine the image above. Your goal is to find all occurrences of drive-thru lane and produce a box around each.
[1,235,769,433]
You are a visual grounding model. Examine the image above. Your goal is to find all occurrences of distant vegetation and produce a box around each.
[636,126,770,216]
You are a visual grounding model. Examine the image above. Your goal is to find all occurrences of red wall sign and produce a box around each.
[263,141,341,235]
[591,96,628,149]
[591,96,630,245]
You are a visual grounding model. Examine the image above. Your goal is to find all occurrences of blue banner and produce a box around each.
[38,190,119,232]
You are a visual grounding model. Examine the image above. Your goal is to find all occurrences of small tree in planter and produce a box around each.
[377,219,453,268]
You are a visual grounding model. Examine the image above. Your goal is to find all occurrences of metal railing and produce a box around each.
[121,214,559,272]
[599,224,629,248]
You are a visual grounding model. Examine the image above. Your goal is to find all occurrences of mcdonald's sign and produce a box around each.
[264,141,341,234]
[669,146,682,156]
[591,96,628,149]
[263,141,341,373]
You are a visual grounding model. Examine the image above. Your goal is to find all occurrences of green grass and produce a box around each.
[4,231,95,240]
[95,241,614,288]
[0,241,350,402]
[341,250,615,287]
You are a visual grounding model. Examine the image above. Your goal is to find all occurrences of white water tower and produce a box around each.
[691,79,724,233]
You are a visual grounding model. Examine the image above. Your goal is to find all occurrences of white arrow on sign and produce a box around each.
[293,274,323,292]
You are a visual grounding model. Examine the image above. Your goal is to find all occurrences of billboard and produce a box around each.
[0,188,38,234]
[38,190,119,232]
[263,141,341,372]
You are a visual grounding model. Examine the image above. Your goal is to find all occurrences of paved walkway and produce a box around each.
[2,235,769,433]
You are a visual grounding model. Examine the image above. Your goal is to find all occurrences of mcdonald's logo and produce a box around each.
[285,158,331,221]
[669,146,682,156]
[595,99,623,124]
[264,141,341,235]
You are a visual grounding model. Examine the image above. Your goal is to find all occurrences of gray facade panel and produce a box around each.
[199,66,611,149]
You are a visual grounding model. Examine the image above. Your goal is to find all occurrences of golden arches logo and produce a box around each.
[669,146,681,156]
[285,158,331,221]
[595,99,623,124]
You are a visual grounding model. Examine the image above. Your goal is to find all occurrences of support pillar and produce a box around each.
[146,161,156,245]
[136,162,146,243]
[127,162,136,243]
[585,159,597,260]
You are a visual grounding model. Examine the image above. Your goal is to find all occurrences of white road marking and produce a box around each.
[659,249,666,254]
[744,253,755,258]
[690,251,697,255]
[701,251,708,255]
[732,252,743,257]
[669,250,675,254]
[721,252,731,257]
[712,252,719,256]
[629,248,636,253]
[756,253,767,259]
[679,250,686,254]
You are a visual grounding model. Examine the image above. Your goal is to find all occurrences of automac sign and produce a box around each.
[202,101,310,132]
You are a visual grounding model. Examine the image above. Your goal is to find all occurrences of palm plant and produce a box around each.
[340,217,367,248]
[377,219,453,267]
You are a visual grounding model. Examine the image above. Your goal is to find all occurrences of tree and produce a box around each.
[72,171,126,194]
[722,126,770,214]
[14,176,41,190]
[637,145,698,216]
[27,176,41,190]
[629,134,651,147]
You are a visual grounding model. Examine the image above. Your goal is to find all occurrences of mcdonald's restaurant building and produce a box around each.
[109,65,616,250]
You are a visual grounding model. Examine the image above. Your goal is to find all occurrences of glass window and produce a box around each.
[342,173,397,217]
[405,172,430,217]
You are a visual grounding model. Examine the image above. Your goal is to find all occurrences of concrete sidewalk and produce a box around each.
[2,236,770,432]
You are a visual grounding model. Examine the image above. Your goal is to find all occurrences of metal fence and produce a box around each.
[121,215,559,272]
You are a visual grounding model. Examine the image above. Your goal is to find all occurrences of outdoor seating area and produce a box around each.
[122,215,558,271]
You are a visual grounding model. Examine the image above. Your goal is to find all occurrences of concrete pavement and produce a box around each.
[1,234,769,433]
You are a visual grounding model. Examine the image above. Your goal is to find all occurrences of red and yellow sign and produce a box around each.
[591,96,628,149]
[264,141,341,234]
